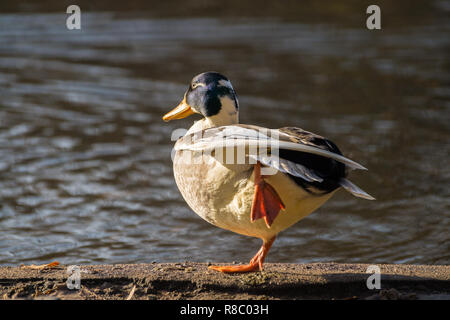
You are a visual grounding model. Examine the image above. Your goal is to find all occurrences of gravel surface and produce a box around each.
[1,262,449,300]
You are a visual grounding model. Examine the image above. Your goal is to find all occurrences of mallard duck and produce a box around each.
[163,72,374,273]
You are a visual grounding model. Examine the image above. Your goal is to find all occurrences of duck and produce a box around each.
[163,71,374,273]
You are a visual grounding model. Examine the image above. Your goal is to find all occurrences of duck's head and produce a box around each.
[163,72,239,126]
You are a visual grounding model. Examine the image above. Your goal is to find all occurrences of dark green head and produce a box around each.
[163,72,239,123]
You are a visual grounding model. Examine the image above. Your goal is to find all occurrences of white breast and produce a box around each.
[173,149,335,241]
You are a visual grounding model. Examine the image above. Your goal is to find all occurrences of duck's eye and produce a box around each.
[191,82,205,89]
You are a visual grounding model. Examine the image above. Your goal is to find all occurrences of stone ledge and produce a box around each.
[0,262,448,300]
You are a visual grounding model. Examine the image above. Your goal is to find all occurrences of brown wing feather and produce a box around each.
[176,124,347,194]
[277,127,347,195]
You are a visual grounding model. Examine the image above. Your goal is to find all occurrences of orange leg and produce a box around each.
[208,237,276,273]
[251,162,285,227]
[208,163,283,273]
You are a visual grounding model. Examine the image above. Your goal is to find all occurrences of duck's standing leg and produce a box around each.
[208,162,284,273]
[208,236,276,273]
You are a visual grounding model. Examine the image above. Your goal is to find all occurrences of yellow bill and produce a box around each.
[163,99,195,122]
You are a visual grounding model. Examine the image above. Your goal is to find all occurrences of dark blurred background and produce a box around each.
[0,0,448,266]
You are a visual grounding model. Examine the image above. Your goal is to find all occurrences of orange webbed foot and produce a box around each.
[208,263,260,273]
[208,237,276,274]
[251,162,285,228]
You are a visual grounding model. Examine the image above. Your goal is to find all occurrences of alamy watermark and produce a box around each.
[170,127,279,176]
[366,265,381,289]
[66,5,81,30]
[64,5,380,31]
[366,5,381,30]
[66,265,81,290]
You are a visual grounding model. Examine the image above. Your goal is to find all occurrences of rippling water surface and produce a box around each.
[0,2,449,266]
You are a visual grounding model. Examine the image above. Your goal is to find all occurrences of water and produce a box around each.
[0,1,449,266]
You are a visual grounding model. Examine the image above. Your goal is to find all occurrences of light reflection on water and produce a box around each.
[0,4,448,266]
